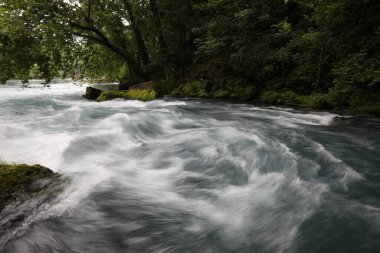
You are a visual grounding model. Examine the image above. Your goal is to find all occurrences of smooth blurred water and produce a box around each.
[0,81,379,253]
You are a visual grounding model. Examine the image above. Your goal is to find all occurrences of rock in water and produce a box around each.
[96,89,157,102]
[83,87,102,100]
[0,163,65,237]
[97,81,158,102]
[128,81,157,91]
[118,80,142,91]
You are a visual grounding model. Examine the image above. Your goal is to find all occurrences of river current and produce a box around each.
[0,80,379,253]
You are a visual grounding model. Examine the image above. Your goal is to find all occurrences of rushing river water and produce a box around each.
[0,80,380,253]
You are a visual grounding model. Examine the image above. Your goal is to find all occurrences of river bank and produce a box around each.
[86,80,380,116]
[166,80,380,116]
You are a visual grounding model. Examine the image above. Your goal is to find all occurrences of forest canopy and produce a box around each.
[0,0,379,113]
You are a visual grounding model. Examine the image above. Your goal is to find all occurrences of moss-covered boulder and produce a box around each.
[96,89,157,102]
[0,163,66,237]
[0,163,62,212]
[96,81,158,102]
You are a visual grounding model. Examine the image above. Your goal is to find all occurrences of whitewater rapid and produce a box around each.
[0,80,379,253]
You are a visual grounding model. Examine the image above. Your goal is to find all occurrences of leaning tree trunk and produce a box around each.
[121,0,150,66]
[149,0,168,61]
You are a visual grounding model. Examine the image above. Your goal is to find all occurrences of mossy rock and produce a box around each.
[96,89,157,102]
[0,163,61,211]
[0,162,66,236]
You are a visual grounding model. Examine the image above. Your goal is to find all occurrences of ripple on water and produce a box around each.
[1,82,380,253]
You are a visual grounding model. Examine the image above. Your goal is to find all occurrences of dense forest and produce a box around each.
[0,0,379,114]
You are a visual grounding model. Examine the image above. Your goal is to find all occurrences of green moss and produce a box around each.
[97,91,127,102]
[127,89,157,101]
[97,89,157,102]
[0,162,59,211]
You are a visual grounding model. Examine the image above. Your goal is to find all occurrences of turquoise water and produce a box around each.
[0,81,379,253]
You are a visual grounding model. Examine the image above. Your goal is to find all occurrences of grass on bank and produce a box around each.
[168,80,380,115]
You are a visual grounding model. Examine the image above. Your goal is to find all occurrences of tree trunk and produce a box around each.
[71,25,149,80]
[121,0,150,66]
[149,0,168,60]
[315,37,325,91]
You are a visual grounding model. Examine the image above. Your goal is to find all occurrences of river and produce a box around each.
[0,80,379,253]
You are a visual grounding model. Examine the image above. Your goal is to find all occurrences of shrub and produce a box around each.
[260,90,336,109]
[213,89,231,98]
[260,90,281,104]
[348,90,380,115]
[300,93,333,109]
[170,80,209,97]
[229,85,254,101]
[260,90,300,106]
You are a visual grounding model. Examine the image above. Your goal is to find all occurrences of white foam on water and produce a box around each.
[313,142,363,187]
[0,81,374,253]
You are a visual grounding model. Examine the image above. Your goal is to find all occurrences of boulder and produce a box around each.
[119,80,142,91]
[0,163,63,211]
[83,86,102,100]
[96,81,159,102]
[129,81,157,91]
[97,89,157,102]
[0,163,65,236]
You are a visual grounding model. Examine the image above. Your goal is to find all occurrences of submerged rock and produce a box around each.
[83,86,102,100]
[330,116,351,126]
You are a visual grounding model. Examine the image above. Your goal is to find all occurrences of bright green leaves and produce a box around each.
[333,51,380,90]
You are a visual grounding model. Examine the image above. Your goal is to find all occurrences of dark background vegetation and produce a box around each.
[0,0,379,114]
